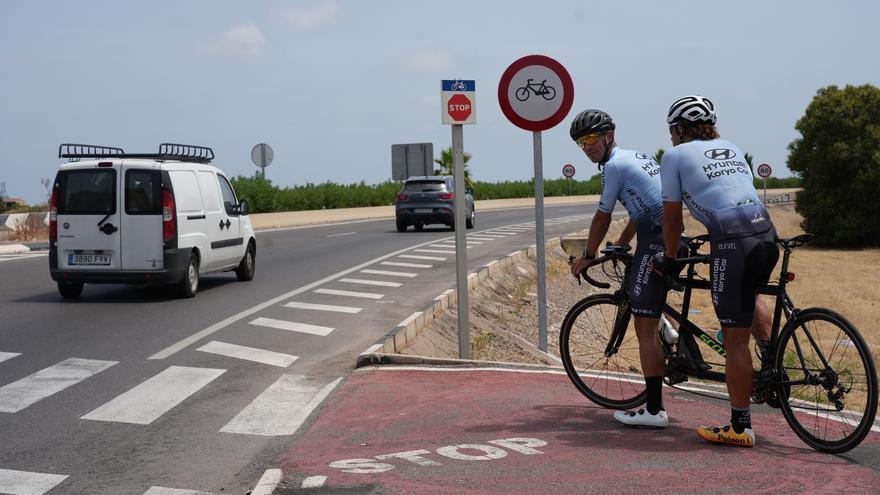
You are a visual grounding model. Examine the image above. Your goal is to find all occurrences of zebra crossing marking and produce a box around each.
[0,352,20,364]
[380,261,433,269]
[339,278,402,288]
[359,269,417,278]
[0,468,68,495]
[283,301,362,314]
[196,341,298,368]
[250,317,336,335]
[0,358,117,413]
[314,288,384,299]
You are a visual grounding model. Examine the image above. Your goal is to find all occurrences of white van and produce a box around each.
[49,143,257,299]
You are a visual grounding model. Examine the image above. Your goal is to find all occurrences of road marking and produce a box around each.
[0,253,48,263]
[339,278,402,288]
[486,231,518,235]
[250,469,283,495]
[380,261,432,269]
[0,468,68,495]
[325,231,356,238]
[399,254,445,261]
[283,301,362,314]
[250,317,336,335]
[429,244,460,249]
[314,288,384,299]
[82,366,225,425]
[220,376,342,436]
[469,233,507,238]
[0,358,117,413]
[360,269,417,278]
[142,487,213,495]
[465,237,495,241]
[301,476,327,488]
[0,352,21,364]
[413,249,455,254]
[196,341,298,368]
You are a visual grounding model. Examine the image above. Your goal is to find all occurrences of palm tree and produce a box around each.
[744,152,754,174]
[433,147,474,188]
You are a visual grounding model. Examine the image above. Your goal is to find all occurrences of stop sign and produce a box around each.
[448,94,472,122]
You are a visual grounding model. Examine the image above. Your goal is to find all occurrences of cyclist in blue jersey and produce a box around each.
[655,95,779,447]
[569,109,671,428]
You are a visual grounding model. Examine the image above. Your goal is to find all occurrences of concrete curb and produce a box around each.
[356,237,565,368]
[0,244,30,254]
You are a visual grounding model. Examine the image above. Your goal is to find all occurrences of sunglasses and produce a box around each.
[576,133,602,148]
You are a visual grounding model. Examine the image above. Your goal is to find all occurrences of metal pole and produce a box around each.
[763,178,767,204]
[533,131,547,352]
[452,124,470,359]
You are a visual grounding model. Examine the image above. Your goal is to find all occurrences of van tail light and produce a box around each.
[438,192,454,200]
[397,193,408,201]
[49,189,58,241]
[162,188,176,241]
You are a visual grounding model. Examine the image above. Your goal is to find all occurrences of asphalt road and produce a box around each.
[0,203,602,495]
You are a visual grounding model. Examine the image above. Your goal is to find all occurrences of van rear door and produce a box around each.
[56,166,122,271]
[120,165,163,270]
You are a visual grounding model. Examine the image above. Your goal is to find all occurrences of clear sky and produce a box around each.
[2,0,878,204]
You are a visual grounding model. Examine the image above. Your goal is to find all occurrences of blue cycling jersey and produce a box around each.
[597,147,663,230]
[661,139,771,237]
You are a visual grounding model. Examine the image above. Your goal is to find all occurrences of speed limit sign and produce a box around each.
[562,163,576,178]
[757,163,772,178]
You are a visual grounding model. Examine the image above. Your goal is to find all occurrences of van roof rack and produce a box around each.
[59,143,215,164]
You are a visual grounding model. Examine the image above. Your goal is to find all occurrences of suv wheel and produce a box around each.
[177,251,199,298]
[466,209,475,229]
[396,218,407,232]
[235,241,256,281]
[58,281,84,299]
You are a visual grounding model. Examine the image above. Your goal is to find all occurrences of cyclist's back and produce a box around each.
[599,148,663,232]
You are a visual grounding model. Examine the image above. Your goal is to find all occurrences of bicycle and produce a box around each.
[559,233,878,453]
[450,80,467,91]
[514,79,557,102]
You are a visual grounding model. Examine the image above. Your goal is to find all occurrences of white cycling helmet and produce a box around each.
[666,95,716,125]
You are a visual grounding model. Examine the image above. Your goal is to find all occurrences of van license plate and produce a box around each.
[414,208,433,214]
[69,254,111,265]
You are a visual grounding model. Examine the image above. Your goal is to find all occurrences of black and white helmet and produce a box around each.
[570,109,615,140]
[666,95,716,125]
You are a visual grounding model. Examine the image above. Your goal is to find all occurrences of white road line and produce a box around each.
[380,261,433,269]
[0,468,68,495]
[339,278,402,288]
[143,487,213,495]
[466,237,495,241]
[0,253,47,263]
[0,351,21,364]
[283,301,362,314]
[487,231,518,235]
[429,244,459,249]
[325,231,356,238]
[413,249,455,254]
[82,366,225,425]
[360,269,417,278]
[0,358,117,413]
[399,254,445,261]
[251,469,283,495]
[220,376,343,436]
[250,317,336,335]
[314,288,385,299]
[470,233,507,238]
[302,476,327,489]
[196,341,298,368]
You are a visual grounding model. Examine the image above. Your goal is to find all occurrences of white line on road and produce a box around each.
[196,341,298,368]
[143,487,214,495]
[465,237,495,241]
[339,278,402,288]
[413,249,455,254]
[380,261,433,269]
[220,376,343,436]
[250,469,283,495]
[302,476,327,488]
[314,288,384,299]
[0,358,117,413]
[250,317,336,335]
[82,366,225,425]
[325,231,356,238]
[399,254,446,261]
[0,253,48,263]
[283,301,362,314]
[0,351,21,364]
[0,468,68,495]
[429,244,461,249]
[360,269,417,278]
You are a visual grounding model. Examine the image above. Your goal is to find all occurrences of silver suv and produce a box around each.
[395,176,474,232]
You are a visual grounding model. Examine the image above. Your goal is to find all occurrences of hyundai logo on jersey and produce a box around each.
[704,148,736,160]
[635,152,649,160]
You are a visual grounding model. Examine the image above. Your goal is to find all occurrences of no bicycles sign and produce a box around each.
[497,55,574,131]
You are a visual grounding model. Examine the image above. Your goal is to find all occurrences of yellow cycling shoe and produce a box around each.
[696,424,755,447]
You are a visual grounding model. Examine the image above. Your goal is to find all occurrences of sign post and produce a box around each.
[498,55,574,352]
[442,79,476,359]
[251,143,274,180]
[757,163,772,203]
[562,163,576,196]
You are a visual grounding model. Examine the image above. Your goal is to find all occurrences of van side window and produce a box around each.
[197,171,221,212]
[58,169,116,215]
[125,170,161,215]
[217,175,238,216]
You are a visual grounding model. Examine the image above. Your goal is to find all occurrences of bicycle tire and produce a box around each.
[515,87,530,102]
[774,308,878,453]
[542,86,557,100]
[559,293,647,409]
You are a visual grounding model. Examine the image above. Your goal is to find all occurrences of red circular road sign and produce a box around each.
[757,163,772,179]
[448,93,472,122]
[562,163,576,178]
[497,54,574,132]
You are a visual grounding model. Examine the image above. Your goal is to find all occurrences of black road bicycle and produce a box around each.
[559,233,878,453]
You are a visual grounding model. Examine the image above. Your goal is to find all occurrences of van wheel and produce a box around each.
[58,281,84,299]
[177,252,199,298]
[396,219,407,232]
[236,242,256,281]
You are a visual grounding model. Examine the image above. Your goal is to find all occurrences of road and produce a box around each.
[0,203,600,495]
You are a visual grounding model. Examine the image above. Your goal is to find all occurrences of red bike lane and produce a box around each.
[280,366,880,494]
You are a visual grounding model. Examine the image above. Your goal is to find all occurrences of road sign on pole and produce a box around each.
[498,55,574,352]
[442,80,476,125]
[757,163,772,203]
[251,143,274,180]
[563,163,576,196]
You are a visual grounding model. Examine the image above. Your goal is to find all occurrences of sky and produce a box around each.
[2,0,878,204]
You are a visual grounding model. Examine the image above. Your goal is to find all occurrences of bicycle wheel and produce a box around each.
[559,293,647,409]
[515,87,530,102]
[542,85,557,100]
[774,308,878,453]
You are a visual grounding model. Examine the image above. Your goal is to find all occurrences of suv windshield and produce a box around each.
[404,180,447,192]
[58,169,116,215]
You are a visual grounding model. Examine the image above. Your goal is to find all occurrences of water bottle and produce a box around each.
[660,315,679,345]
[715,328,724,345]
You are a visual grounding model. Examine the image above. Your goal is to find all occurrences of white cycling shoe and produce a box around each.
[613,408,668,428]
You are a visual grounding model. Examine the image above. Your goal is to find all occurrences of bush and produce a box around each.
[787,84,880,247]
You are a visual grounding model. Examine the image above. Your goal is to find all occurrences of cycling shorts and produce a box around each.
[629,228,668,319]
[710,227,779,328]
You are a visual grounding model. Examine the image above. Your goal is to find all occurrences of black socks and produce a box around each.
[731,407,752,433]
[646,376,663,415]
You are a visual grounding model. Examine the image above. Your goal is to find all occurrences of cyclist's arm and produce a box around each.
[615,218,636,247]
[584,210,612,258]
[662,201,684,258]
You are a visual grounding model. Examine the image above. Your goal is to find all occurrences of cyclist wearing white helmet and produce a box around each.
[655,95,779,447]
[569,109,673,428]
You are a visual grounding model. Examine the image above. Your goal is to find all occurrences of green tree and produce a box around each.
[744,152,754,175]
[433,147,474,188]
[653,148,664,164]
[787,84,880,247]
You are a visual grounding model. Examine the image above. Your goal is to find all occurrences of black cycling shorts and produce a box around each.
[710,227,779,328]
[629,228,668,319]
